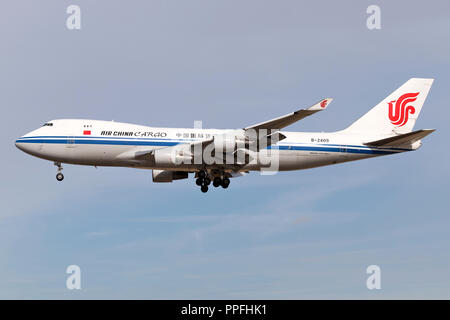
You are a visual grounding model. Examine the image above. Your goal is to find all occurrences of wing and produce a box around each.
[244,98,333,130]
[118,99,332,163]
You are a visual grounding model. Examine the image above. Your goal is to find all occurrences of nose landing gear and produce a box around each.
[55,162,64,181]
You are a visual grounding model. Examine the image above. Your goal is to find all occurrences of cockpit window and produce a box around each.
[43,123,53,127]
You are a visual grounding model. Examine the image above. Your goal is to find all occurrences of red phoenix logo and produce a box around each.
[388,92,419,127]
[320,100,327,108]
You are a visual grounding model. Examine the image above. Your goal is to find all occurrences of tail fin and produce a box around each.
[344,78,434,135]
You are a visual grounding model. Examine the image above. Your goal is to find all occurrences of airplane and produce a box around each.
[15,78,434,193]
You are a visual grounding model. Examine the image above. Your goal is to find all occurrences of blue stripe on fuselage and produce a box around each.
[15,135,411,151]
[16,138,179,147]
[15,136,406,155]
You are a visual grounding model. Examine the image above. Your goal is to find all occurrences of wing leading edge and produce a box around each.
[244,98,333,131]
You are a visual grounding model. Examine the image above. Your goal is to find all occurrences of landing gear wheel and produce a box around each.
[198,170,206,179]
[200,185,208,193]
[203,177,211,186]
[213,177,222,187]
[221,177,230,189]
[54,162,64,181]
[196,178,203,186]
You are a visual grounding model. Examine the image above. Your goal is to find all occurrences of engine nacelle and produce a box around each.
[153,147,192,166]
[214,134,235,153]
[152,170,189,183]
[213,132,249,153]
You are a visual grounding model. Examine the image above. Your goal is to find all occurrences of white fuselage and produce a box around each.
[15,119,409,172]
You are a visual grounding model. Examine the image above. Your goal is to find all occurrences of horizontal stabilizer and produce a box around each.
[364,129,435,147]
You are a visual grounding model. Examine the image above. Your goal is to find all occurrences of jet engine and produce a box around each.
[213,133,249,153]
[152,170,189,183]
[152,147,192,166]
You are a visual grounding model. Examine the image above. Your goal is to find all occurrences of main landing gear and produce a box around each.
[196,170,210,193]
[195,170,230,193]
[55,162,64,181]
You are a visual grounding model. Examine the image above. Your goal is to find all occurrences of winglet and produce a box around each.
[307,98,333,111]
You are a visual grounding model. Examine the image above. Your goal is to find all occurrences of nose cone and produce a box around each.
[15,136,29,153]
[15,127,44,154]
[15,134,42,157]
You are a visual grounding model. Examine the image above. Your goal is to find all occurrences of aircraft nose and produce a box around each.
[15,135,39,155]
[15,126,48,157]
[15,137,27,152]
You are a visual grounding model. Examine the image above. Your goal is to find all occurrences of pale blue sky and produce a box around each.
[1,0,449,298]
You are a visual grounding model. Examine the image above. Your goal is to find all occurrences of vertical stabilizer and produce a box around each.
[344,78,434,135]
